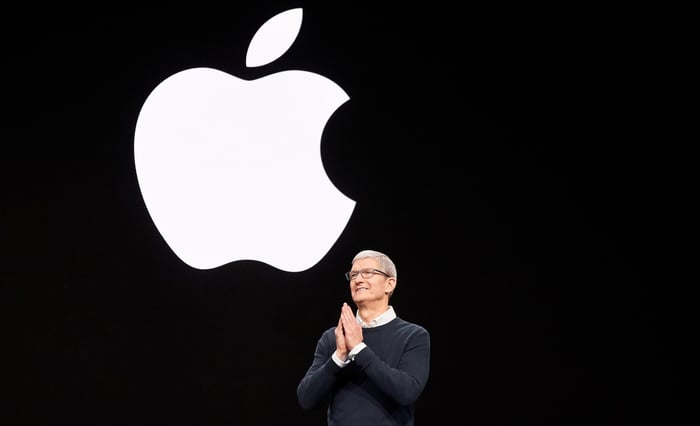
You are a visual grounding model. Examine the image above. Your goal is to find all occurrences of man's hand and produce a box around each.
[334,316,348,361]
[340,302,363,351]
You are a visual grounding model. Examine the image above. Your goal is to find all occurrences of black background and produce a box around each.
[4,2,691,425]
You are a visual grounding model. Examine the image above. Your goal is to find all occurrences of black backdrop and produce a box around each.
[5,2,690,425]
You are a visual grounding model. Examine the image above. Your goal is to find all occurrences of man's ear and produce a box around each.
[385,278,396,294]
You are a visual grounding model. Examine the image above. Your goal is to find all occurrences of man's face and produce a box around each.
[348,258,394,305]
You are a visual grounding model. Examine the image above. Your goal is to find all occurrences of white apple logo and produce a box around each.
[134,8,355,272]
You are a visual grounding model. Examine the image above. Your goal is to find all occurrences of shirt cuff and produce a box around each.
[348,343,367,361]
[332,351,351,367]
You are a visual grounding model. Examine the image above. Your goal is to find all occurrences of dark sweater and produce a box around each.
[297,317,431,425]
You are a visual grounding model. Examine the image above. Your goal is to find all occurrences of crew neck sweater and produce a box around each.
[297,317,430,425]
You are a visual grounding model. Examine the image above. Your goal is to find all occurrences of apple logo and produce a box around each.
[134,8,355,272]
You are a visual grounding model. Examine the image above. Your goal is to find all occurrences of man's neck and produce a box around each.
[356,301,390,325]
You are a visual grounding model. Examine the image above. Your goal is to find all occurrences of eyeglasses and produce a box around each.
[345,268,391,281]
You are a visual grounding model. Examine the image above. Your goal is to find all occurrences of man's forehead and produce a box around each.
[353,257,379,267]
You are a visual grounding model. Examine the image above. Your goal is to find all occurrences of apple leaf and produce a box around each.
[246,8,303,68]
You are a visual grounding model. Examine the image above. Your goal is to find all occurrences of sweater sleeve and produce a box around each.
[296,329,343,410]
[354,324,431,406]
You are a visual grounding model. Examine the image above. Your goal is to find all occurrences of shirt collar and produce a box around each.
[356,306,396,328]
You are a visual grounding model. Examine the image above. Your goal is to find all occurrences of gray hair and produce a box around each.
[352,249,397,280]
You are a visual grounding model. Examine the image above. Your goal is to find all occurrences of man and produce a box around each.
[297,249,431,425]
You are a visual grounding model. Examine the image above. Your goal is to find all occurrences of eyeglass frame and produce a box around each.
[345,268,391,281]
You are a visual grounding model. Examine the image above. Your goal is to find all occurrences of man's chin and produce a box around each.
[352,294,371,304]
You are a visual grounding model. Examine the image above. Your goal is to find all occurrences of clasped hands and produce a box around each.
[334,302,363,362]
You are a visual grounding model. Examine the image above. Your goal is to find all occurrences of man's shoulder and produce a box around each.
[392,317,430,335]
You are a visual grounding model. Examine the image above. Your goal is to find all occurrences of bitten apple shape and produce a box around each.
[134,8,355,271]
